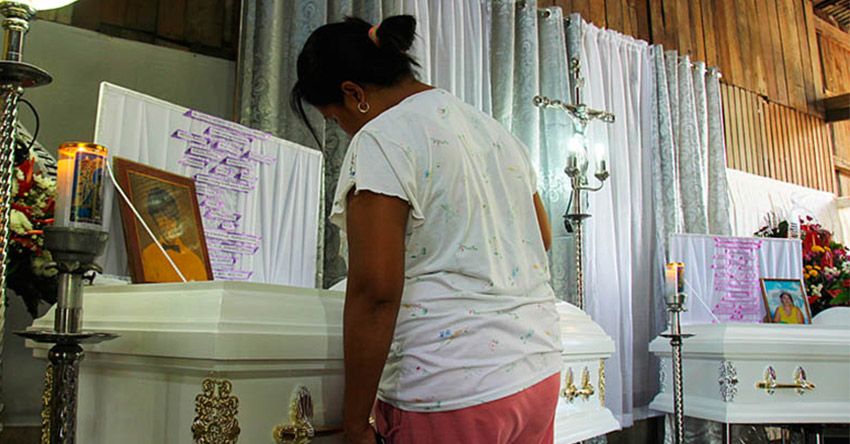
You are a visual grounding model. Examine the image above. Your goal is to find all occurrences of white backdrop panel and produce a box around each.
[727,168,843,242]
[95,82,322,287]
[669,234,803,324]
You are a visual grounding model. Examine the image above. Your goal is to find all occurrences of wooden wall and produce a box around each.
[546,0,850,195]
[722,83,835,192]
[35,0,240,60]
[546,0,826,116]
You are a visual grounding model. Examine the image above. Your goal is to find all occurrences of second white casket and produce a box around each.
[28,282,619,443]
[649,322,850,424]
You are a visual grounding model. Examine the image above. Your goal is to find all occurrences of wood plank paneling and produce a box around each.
[765,0,790,105]
[606,0,626,34]
[721,83,835,192]
[40,0,239,60]
[589,0,607,28]
[157,0,187,41]
[747,0,769,96]
[699,0,718,67]
[804,0,825,115]
[777,0,809,111]
[794,0,817,115]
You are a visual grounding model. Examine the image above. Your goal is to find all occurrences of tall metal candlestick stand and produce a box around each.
[533,58,615,310]
[0,3,51,434]
[661,291,693,444]
[0,0,52,369]
[17,227,117,444]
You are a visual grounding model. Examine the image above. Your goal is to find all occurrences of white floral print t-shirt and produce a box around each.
[330,89,562,412]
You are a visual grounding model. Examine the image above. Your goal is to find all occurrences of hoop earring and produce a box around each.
[358,102,370,114]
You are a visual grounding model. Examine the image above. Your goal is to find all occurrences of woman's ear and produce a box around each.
[340,81,365,107]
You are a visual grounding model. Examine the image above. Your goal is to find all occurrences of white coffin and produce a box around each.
[28,282,619,443]
[554,302,621,443]
[649,323,850,424]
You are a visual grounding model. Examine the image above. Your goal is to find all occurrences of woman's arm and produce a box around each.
[773,307,780,323]
[533,192,552,251]
[343,190,409,443]
[796,307,805,324]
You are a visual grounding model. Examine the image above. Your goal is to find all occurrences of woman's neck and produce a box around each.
[371,78,434,115]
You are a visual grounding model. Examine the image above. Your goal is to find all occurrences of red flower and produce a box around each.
[808,295,819,304]
[826,289,840,299]
[843,280,850,288]
[15,158,34,196]
[821,250,834,268]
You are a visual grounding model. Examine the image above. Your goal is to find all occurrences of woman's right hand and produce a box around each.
[345,424,379,444]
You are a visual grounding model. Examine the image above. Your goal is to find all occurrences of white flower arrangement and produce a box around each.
[10,208,32,236]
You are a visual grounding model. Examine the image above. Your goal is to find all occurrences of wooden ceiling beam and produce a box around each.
[825,93,850,122]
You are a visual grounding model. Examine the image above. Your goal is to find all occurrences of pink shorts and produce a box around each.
[374,373,560,444]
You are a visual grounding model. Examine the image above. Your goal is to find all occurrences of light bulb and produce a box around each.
[568,133,586,157]
[594,142,608,174]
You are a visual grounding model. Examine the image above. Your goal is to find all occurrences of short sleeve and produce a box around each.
[329,131,426,232]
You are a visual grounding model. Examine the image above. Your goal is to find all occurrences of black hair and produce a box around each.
[147,187,179,223]
[290,15,420,145]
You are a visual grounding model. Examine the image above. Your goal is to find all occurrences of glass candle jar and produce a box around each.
[54,142,107,229]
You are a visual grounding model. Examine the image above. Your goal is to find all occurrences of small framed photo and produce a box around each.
[760,278,812,324]
[113,157,213,283]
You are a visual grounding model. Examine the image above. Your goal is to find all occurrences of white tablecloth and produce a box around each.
[669,234,803,324]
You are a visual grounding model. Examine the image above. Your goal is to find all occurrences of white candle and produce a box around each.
[665,263,678,297]
[54,157,74,227]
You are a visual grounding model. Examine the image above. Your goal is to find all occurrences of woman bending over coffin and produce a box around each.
[291,15,563,444]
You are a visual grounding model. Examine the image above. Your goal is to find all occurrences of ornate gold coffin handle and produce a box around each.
[756,366,816,395]
[273,386,343,444]
[561,367,595,402]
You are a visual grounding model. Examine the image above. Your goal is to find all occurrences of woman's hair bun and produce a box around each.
[376,15,417,52]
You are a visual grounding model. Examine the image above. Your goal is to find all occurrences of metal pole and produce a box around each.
[571,176,584,310]
[0,84,20,305]
[662,292,692,444]
[671,336,685,444]
[47,343,83,444]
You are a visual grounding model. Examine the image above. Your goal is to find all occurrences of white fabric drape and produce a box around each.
[726,168,844,241]
[96,83,323,287]
[574,19,656,426]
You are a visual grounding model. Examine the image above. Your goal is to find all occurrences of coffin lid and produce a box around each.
[649,323,850,359]
[29,282,615,362]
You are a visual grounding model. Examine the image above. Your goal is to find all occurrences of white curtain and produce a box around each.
[563,16,733,427]
[572,18,657,426]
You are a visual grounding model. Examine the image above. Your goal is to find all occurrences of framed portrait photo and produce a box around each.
[113,157,213,283]
[760,278,812,325]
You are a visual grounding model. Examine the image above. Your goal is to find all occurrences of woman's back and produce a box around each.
[331,88,562,412]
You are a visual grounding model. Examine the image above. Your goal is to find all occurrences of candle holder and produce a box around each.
[16,142,114,443]
[661,263,694,444]
[534,57,615,310]
[18,226,117,444]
